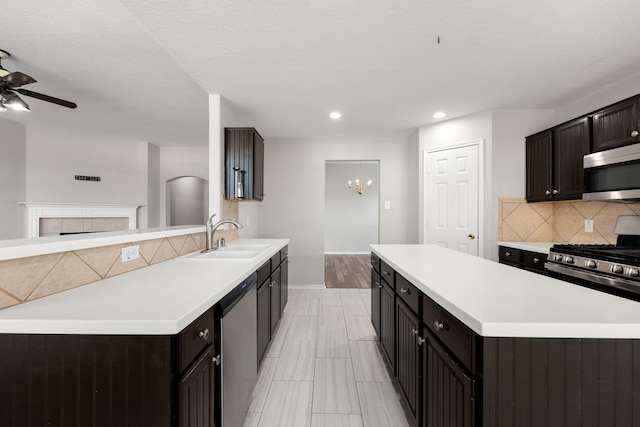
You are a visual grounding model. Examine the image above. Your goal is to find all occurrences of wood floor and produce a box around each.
[324,254,371,289]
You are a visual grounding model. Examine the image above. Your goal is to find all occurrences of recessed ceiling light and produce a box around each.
[432,112,446,119]
[329,112,342,119]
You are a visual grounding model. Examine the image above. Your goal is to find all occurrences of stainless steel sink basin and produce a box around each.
[177,243,271,261]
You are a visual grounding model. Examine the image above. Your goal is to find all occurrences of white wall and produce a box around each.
[324,161,379,253]
[159,146,209,226]
[147,143,160,227]
[25,125,149,227]
[0,117,26,239]
[260,135,413,286]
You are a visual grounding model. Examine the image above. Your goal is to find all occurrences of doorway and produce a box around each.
[166,176,209,226]
[324,160,380,288]
[423,142,481,256]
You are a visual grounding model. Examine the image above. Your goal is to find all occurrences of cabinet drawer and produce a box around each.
[396,273,420,315]
[423,296,478,373]
[380,260,395,290]
[524,251,547,272]
[280,245,289,261]
[179,308,215,373]
[499,246,522,265]
[257,260,271,288]
[371,252,380,273]
[270,253,281,272]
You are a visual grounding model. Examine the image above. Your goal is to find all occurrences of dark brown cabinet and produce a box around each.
[592,95,640,152]
[179,345,216,427]
[257,276,271,363]
[380,279,396,372]
[224,127,264,201]
[280,248,289,310]
[499,245,549,276]
[371,269,382,337]
[270,265,282,336]
[423,327,476,427]
[396,298,421,426]
[526,117,590,202]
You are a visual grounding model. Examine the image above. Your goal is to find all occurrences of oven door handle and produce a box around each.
[545,263,640,296]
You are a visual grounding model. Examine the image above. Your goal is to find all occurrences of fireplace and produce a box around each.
[20,203,140,238]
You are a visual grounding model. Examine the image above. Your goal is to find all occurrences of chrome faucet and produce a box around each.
[203,216,243,253]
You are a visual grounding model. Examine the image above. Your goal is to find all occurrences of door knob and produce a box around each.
[468,233,476,240]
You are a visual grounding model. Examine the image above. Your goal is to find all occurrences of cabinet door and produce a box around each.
[525,130,553,202]
[257,281,271,364]
[592,95,640,151]
[179,345,215,427]
[553,117,590,200]
[423,328,476,427]
[280,257,288,312]
[380,280,395,373]
[397,299,420,426]
[253,131,265,201]
[371,269,382,338]
[270,266,281,337]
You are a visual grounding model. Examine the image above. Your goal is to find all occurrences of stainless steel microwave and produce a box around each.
[583,143,640,201]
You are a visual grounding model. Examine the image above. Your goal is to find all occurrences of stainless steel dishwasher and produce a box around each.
[217,272,258,427]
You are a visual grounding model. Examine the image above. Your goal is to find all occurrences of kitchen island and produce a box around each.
[371,244,640,427]
[0,238,288,427]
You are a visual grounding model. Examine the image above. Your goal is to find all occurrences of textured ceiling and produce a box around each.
[2,0,640,145]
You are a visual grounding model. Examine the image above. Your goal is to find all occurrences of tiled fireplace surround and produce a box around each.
[0,201,240,310]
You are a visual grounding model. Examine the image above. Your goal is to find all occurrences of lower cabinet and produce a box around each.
[396,298,421,426]
[270,265,282,336]
[380,279,396,372]
[179,345,216,427]
[371,269,382,337]
[257,278,271,362]
[423,327,476,427]
[499,245,549,276]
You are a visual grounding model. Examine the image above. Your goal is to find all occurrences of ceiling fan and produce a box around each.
[0,49,77,112]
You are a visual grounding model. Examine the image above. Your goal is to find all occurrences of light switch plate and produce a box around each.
[384,201,391,210]
[584,219,594,233]
[122,245,140,262]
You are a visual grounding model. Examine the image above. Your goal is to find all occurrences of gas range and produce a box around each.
[545,216,640,301]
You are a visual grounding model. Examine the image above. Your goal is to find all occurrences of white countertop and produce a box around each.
[371,244,640,339]
[497,241,555,254]
[0,239,288,335]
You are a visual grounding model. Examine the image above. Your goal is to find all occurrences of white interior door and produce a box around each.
[425,144,479,255]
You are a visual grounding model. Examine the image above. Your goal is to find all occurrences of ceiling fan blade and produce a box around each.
[15,88,77,109]
[3,71,37,87]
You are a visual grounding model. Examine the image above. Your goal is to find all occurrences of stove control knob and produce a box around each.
[564,256,575,265]
[585,260,598,269]
[627,268,639,278]
[611,265,624,274]
[554,254,564,262]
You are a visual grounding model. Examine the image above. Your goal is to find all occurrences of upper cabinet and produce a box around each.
[224,127,264,201]
[592,95,640,152]
[526,117,590,202]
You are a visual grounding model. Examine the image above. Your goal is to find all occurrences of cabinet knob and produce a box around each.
[382,270,390,276]
[434,321,445,331]
[417,337,426,346]
[411,327,419,335]
[199,329,210,341]
[269,281,275,287]
[632,130,639,138]
[545,190,551,195]
[534,257,540,263]
[553,189,559,195]
[505,251,512,257]
[212,355,221,366]
[400,288,410,294]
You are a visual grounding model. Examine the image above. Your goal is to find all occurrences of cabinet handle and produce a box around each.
[434,321,444,331]
[199,329,210,341]
[534,257,540,263]
[545,190,551,195]
[411,327,419,335]
[212,355,221,366]
[269,281,275,287]
[400,288,410,294]
[505,251,511,257]
[417,337,426,346]
[632,130,639,138]
[553,189,559,195]
[382,270,390,276]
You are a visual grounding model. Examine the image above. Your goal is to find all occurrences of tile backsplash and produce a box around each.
[498,198,640,244]
[0,200,241,311]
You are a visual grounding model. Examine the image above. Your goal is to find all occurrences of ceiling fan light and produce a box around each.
[0,103,6,112]
[3,92,30,111]
[0,67,10,78]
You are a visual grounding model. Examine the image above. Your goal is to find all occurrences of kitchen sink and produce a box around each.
[176,243,271,261]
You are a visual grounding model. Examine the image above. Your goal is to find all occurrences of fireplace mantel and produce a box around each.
[19,202,141,238]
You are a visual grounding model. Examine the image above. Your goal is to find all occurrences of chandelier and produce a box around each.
[348,163,373,196]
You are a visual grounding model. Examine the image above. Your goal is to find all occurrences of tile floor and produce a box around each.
[243,288,410,427]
